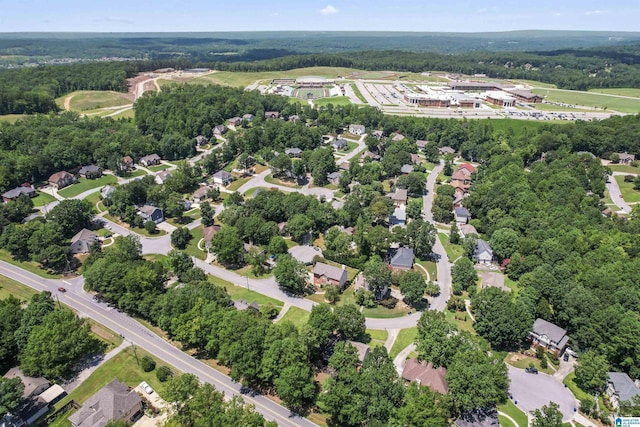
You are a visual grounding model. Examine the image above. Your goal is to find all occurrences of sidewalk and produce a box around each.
[63,341,130,393]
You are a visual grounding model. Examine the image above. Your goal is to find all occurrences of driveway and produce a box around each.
[508,365,577,421]
[607,172,634,214]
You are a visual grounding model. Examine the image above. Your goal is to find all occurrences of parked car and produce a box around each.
[57,287,66,293]
[140,381,154,395]
[525,367,538,374]
[563,352,570,362]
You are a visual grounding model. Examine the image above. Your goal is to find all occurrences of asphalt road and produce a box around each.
[607,172,634,214]
[0,261,316,427]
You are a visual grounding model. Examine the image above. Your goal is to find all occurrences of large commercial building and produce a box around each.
[484,91,516,107]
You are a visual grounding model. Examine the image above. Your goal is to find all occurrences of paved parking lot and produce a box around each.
[508,365,577,421]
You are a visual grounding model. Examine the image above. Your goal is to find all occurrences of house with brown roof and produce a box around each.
[213,124,228,136]
[48,171,76,189]
[439,146,456,155]
[121,156,134,170]
[264,111,280,119]
[154,170,172,185]
[192,186,209,203]
[416,140,428,149]
[229,117,243,127]
[371,130,384,139]
[402,358,449,394]
[203,225,221,250]
[347,341,370,363]
[389,188,408,208]
[392,133,405,142]
[313,262,348,289]
[139,153,161,167]
[68,380,142,427]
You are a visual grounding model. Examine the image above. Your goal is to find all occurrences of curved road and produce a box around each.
[607,171,635,214]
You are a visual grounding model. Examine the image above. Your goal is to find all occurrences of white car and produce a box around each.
[140,381,154,395]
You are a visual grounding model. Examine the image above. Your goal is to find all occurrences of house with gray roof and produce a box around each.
[327,171,342,185]
[529,318,570,354]
[313,262,348,289]
[454,206,471,224]
[195,135,208,146]
[474,239,493,264]
[3,367,50,399]
[154,170,172,185]
[101,185,116,200]
[606,372,640,409]
[348,124,365,135]
[229,117,243,126]
[212,170,233,186]
[243,113,255,122]
[416,140,428,149]
[347,341,370,363]
[390,206,406,226]
[400,164,414,174]
[332,138,348,150]
[213,124,228,136]
[372,130,384,139]
[285,147,303,157]
[455,409,499,427]
[617,152,636,164]
[2,186,36,203]
[78,165,103,179]
[70,229,99,254]
[68,380,142,427]
[439,146,456,155]
[392,133,405,141]
[389,247,414,271]
[138,205,164,224]
[139,153,161,167]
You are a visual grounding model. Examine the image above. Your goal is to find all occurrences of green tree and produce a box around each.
[270,154,292,177]
[451,258,478,293]
[171,227,192,249]
[273,254,308,294]
[531,402,563,427]
[416,310,459,368]
[210,226,244,266]
[246,246,267,276]
[450,222,461,244]
[165,373,200,410]
[335,304,366,341]
[574,350,609,394]
[363,258,392,299]
[274,362,316,413]
[406,198,423,220]
[399,271,426,306]
[390,382,449,427]
[359,346,406,424]
[267,235,288,255]
[14,291,55,350]
[324,285,341,304]
[407,219,436,259]
[200,201,214,227]
[489,228,520,261]
[397,172,426,196]
[287,214,313,243]
[0,377,24,416]
[0,296,23,372]
[144,220,156,234]
[47,199,94,237]
[303,304,337,359]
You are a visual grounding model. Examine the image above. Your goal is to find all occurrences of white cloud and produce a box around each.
[319,5,338,15]
[584,10,608,15]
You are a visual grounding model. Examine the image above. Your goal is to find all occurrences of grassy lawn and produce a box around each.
[226,176,252,192]
[499,415,517,427]
[143,254,172,270]
[220,282,284,308]
[589,88,640,98]
[127,169,147,178]
[54,346,176,412]
[314,96,353,106]
[0,114,31,123]
[438,233,464,261]
[532,88,640,113]
[131,225,167,238]
[389,327,418,360]
[505,352,555,375]
[108,108,135,120]
[166,210,202,227]
[182,225,207,260]
[244,186,268,198]
[444,309,476,334]
[84,191,107,213]
[307,283,357,306]
[87,319,123,352]
[362,304,411,319]
[31,191,57,207]
[0,249,61,279]
[504,275,520,295]
[608,164,640,174]
[498,400,528,427]
[530,103,596,112]
[60,90,131,111]
[615,175,640,203]
[147,163,171,172]
[563,372,594,404]
[337,141,358,154]
[366,329,389,342]
[0,274,38,301]
[58,175,117,198]
[277,306,310,330]
[415,260,437,281]
[264,174,302,188]
[192,66,363,88]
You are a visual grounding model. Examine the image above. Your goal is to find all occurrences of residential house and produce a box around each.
[389,188,408,208]
[410,154,421,164]
[392,133,405,142]
[138,205,164,224]
[101,185,116,199]
[285,147,303,158]
[372,130,384,139]
[154,170,172,185]
[455,409,500,427]
[453,187,466,208]
[48,171,76,189]
[606,372,640,409]
[458,162,476,174]
[458,223,478,239]
[332,138,348,150]
[288,115,300,123]
[327,171,342,185]
[416,140,428,150]
[202,225,221,250]
[389,247,414,271]
[70,228,99,254]
[347,341,370,363]
[38,384,66,406]
[454,206,471,224]
[618,152,636,164]
[139,154,161,167]
[289,245,322,265]
[264,111,280,119]
[229,117,243,127]
[451,169,472,186]
[121,156,134,171]
[353,272,388,300]
[192,186,209,203]
[529,318,570,354]
[339,161,351,171]
[212,170,233,186]
[313,262,348,289]
[474,239,493,264]
[400,164,414,174]
[348,124,365,135]
[195,135,208,146]
[439,146,456,155]
[362,151,381,161]
[2,186,36,203]
[213,124,228,137]
[68,380,142,427]
[78,165,102,179]
[3,367,50,399]
[243,113,255,122]
[401,358,449,394]
[390,206,406,226]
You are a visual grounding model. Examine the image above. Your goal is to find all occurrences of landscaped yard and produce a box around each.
[166,208,201,227]
[0,274,38,301]
[84,191,107,213]
[607,164,640,174]
[444,309,476,334]
[498,400,528,427]
[182,225,207,260]
[31,191,57,207]
[415,259,437,281]
[277,306,310,330]
[221,282,284,308]
[147,163,171,172]
[504,352,555,375]
[264,174,302,188]
[226,176,252,191]
[615,175,640,203]
[307,284,357,306]
[243,186,269,198]
[57,175,117,198]
[563,372,594,404]
[362,304,411,319]
[438,232,464,261]
[0,249,61,279]
[389,327,418,360]
[143,254,172,270]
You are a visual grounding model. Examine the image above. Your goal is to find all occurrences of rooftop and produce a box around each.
[313,261,347,282]
[402,358,449,394]
[532,318,568,344]
[68,380,141,427]
[608,372,640,403]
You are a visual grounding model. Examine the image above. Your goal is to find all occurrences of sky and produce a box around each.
[1,0,638,33]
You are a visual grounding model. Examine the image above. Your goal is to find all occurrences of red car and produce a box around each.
[57,287,66,293]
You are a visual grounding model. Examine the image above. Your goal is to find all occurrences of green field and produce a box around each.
[0,274,38,301]
[108,108,135,120]
[277,306,310,330]
[314,96,353,106]
[498,400,528,427]
[437,233,464,261]
[57,90,131,112]
[532,88,640,113]
[0,114,30,123]
[389,327,418,360]
[57,175,117,198]
[31,191,57,207]
[0,249,61,279]
[294,87,328,100]
[589,88,640,98]
[192,67,367,88]
[530,103,596,112]
[615,175,640,203]
[182,225,207,260]
[608,164,640,174]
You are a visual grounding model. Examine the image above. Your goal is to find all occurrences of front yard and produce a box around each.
[389,327,418,359]
[57,175,117,198]
[31,191,57,207]
[615,175,640,203]
[437,232,464,261]
[504,351,555,375]
[277,306,310,330]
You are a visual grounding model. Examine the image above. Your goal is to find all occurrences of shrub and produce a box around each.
[260,302,280,319]
[379,296,398,309]
[447,296,466,312]
[355,289,377,308]
[156,366,173,382]
[141,355,156,372]
[579,398,594,416]
[324,285,341,304]
[540,356,549,369]
[536,346,545,360]
[624,175,635,182]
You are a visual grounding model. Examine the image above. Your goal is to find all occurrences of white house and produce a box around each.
[474,239,493,264]
[454,206,471,224]
[213,170,233,186]
[348,124,365,135]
